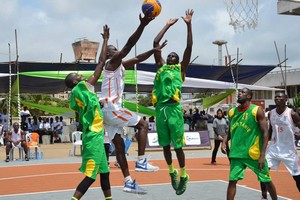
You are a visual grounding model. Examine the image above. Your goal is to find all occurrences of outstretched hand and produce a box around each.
[182,9,194,24]
[166,18,179,27]
[153,40,167,52]
[101,24,110,40]
[139,13,155,26]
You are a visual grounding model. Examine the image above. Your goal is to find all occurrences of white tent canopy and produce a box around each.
[137,71,282,91]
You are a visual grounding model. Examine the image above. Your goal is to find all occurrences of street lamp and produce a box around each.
[212,40,227,66]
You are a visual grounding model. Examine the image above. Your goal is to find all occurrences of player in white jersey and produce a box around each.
[5,122,29,162]
[100,14,166,194]
[261,91,300,198]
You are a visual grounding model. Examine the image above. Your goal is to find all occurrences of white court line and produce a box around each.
[0,180,291,199]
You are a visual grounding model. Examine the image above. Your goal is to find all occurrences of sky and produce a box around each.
[0,0,300,70]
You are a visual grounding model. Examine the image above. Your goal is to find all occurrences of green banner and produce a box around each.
[202,89,235,109]
[20,70,137,85]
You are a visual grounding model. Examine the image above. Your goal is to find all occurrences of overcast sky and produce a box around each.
[0,0,299,70]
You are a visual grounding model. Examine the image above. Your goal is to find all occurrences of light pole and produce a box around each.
[212,40,227,66]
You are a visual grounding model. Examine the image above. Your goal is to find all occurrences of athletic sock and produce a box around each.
[180,166,187,177]
[168,164,175,173]
[125,176,133,183]
[105,196,112,200]
[137,155,145,162]
[71,197,78,200]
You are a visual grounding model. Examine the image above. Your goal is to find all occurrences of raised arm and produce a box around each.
[88,25,109,86]
[153,18,178,68]
[180,9,194,77]
[109,14,153,68]
[123,40,167,68]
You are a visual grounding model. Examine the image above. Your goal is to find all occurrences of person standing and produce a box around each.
[100,14,164,195]
[221,88,277,200]
[151,9,194,195]
[211,108,229,165]
[64,25,112,200]
[260,91,300,199]
[20,105,30,131]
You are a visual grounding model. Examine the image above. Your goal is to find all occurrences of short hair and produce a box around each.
[65,73,78,89]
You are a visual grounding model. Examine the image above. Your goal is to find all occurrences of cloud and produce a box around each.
[0,0,299,69]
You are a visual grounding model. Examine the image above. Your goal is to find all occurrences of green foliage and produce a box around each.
[0,93,69,117]
[293,92,300,110]
[137,94,152,107]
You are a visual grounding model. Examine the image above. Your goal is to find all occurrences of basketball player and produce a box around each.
[65,25,112,200]
[261,91,300,199]
[100,14,166,194]
[221,88,278,200]
[151,9,193,195]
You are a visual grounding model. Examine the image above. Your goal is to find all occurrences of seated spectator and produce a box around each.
[39,117,53,144]
[27,117,33,133]
[148,116,156,131]
[5,122,29,162]
[52,116,63,143]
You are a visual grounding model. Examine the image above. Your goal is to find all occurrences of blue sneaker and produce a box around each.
[123,180,147,195]
[135,158,159,172]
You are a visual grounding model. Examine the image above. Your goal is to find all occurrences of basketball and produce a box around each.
[142,0,162,18]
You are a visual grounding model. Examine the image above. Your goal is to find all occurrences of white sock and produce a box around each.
[125,176,132,183]
[138,155,145,162]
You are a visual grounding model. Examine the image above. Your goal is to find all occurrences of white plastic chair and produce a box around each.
[26,132,42,159]
[71,131,82,156]
[61,126,70,142]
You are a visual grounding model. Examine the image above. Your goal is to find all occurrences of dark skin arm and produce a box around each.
[88,25,110,86]
[291,109,300,140]
[180,9,194,79]
[257,106,269,171]
[153,9,193,82]
[106,14,154,71]
[153,18,179,68]
[123,40,167,68]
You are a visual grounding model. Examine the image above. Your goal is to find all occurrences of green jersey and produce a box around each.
[70,81,108,179]
[228,104,262,160]
[152,64,183,106]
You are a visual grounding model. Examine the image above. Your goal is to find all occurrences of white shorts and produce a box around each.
[102,108,141,141]
[12,142,23,149]
[266,152,300,176]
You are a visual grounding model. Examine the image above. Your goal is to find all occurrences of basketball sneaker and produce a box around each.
[123,180,147,195]
[135,158,159,172]
[176,174,189,195]
[170,169,179,190]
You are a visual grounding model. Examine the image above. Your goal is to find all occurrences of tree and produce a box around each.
[293,92,300,110]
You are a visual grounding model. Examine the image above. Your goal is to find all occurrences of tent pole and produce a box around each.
[15,29,21,124]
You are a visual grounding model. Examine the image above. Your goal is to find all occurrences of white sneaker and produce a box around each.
[135,158,159,172]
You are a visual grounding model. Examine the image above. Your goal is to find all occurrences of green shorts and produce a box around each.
[229,158,272,182]
[79,131,109,180]
[155,103,184,149]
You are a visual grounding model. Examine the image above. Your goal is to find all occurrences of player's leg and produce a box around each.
[72,176,95,200]
[100,172,112,200]
[292,175,300,191]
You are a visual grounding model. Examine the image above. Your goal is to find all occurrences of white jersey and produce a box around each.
[268,107,297,158]
[11,128,22,142]
[101,62,125,111]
